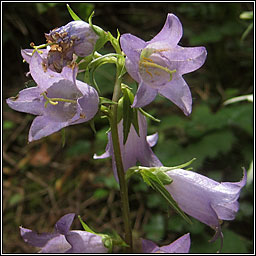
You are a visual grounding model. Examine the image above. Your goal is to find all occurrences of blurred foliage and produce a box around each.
[2,2,253,253]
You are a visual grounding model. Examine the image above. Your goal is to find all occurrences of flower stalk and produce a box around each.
[108,55,133,252]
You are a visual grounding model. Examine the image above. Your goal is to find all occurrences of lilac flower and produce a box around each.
[20,213,108,253]
[142,233,190,253]
[45,21,99,72]
[94,112,162,181]
[165,168,247,242]
[6,51,99,142]
[120,13,207,116]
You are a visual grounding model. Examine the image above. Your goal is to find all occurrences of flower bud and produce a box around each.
[45,20,99,72]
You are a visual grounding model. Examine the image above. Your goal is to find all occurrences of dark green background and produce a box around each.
[2,2,254,253]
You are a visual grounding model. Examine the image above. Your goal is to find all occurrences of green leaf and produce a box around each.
[240,11,253,20]
[65,140,91,158]
[241,22,253,41]
[93,188,109,199]
[223,94,253,105]
[9,193,23,206]
[3,120,15,130]
[143,214,165,242]
[66,4,82,21]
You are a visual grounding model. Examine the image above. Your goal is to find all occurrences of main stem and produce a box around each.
[109,59,133,252]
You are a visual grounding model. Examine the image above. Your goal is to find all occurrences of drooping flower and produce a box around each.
[6,51,99,142]
[142,233,190,253]
[165,168,247,243]
[120,13,207,116]
[45,20,99,72]
[20,213,108,253]
[94,111,162,181]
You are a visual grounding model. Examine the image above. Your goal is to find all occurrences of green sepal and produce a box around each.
[139,108,161,123]
[126,88,140,137]
[78,215,97,234]
[125,166,140,181]
[85,53,118,92]
[101,235,113,253]
[152,169,173,185]
[89,119,97,135]
[131,108,140,137]
[111,231,129,248]
[148,177,192,224]
[136,167,192,224]
[158,158,197,172]
[66,4,82,21]
[117,97,124,124]
[88,11,109,52]
[100,97,118,105]
[107,30,122,55]
[122,89,134,144]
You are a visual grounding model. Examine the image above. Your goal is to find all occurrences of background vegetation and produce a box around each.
[2,2,253,253]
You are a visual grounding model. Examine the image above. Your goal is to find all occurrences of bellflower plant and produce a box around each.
[7,5,248,253]
[142,233,190,253]
[94,111,162,181]
[6,51,99,142]
[120,13,207,116]
[20,213,108,253]
[45,20,99,72]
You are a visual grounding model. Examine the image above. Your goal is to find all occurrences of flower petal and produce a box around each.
[55,213,75,235]
[6,87,44,115]
[21,48,49,64]
[132,81,158,108]
[28,115,67,142]
[65,231,107,253]
[40,235,71,253]
[141,239,158,253]
[142,233,190,253]
[164,46,207,75]
[29,51,64,90]
[158,76,192,116]
[211,170,247,220]
[159,233,190,253]
[125,57,140,82]
[146,133,159,147]
[147,13,183,47]
[120,33,146,62]
[74,80,99,124]
[20,227,59,248]
[93,133,112,159]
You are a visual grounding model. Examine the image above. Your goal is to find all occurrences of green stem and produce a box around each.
[109,56,133,252]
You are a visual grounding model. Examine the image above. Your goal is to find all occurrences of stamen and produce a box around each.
[140,58,176,81]
[146,69,153,78]
[41,92,77,108]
